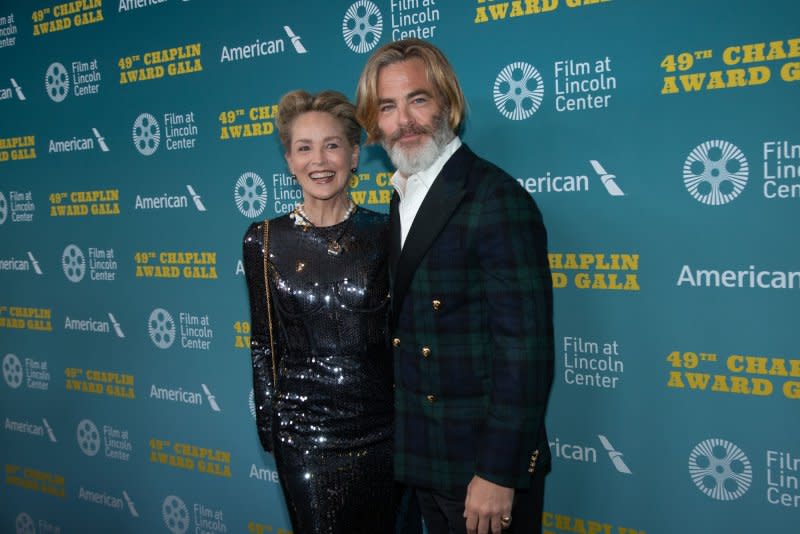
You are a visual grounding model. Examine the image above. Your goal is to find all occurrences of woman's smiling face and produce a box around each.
[285,111,359,203]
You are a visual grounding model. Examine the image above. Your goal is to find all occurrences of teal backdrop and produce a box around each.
[1,1,799,533]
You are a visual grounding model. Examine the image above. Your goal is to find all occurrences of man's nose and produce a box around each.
[396,103,412,127]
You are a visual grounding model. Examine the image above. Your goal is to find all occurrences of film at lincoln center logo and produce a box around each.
[76,419,101,457]
[0,192,8,224]
[234,172,268,218]
[62,244,86,283]
[683,140,749,205]
[493,61,544,121]
[45,62,70,102]
[132,113,161,156]
[162,495,191,534]
[16,513,35,534]
[148,308,176,349]
[342,0,383,54]
[688,438,753,501]
[3,353,24,389]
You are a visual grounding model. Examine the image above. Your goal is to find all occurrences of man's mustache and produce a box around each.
[388,123,433,145]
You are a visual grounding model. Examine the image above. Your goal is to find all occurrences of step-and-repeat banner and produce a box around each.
[1,1,798,532]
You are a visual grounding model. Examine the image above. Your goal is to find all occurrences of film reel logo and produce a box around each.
[132,113,161,156]
[15,513,35,534]
[162,495,191,534]
[148,308,176,349]
[0,191,8,225]
[3,353,24,389]
[342,0,383,54]
[493,62,544,121]
[76,419,101,457]
[45,62,70,102]
[62,244,86,283]
[683,140,749,205]
[234,172,268,218]
[689,438,753,501]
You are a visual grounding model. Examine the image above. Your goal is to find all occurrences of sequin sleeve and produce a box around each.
[243,221,277,453]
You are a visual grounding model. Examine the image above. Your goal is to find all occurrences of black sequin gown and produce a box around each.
[243,207,395,534]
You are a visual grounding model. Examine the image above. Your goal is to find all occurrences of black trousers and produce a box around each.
[413,471,546,534]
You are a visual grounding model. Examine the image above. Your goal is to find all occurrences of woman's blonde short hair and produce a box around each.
[356,38,465,144]
[276,90,362,151]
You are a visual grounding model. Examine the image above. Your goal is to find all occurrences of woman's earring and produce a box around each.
[350,168,357,173]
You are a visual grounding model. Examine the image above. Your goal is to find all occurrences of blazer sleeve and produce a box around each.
[473,176,554,487]
[242,221,278,453]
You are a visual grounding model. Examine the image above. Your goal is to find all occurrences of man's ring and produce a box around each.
[501,515,512,528]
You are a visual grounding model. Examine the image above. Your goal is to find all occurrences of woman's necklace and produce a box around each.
[291,200,356,256]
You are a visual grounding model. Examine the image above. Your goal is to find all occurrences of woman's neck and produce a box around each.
[300,193,353,227]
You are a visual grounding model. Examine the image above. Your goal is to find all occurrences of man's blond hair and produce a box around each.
[356,38,465,144]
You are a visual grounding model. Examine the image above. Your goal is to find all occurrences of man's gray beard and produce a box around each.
[382,113,453,176]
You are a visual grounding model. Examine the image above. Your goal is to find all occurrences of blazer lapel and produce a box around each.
[389,190,401,284]
[391,144,474,326]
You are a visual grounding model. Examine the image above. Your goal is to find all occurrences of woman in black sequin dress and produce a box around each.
[243,90,395,533]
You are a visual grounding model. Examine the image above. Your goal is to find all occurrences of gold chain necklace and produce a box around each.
[291,201,356,256]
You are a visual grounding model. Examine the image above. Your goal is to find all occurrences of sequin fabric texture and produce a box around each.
[243,207,395,533]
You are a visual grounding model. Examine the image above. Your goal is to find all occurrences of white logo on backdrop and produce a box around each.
[108,313,126,338]
[493,62,544,121]
[76,419,101,457]
[123,491,139,517]
[132,113,161,156]
[0,192,7,224]
[589,160,625,196]
[186,185,207,211]
[148,308,176,349]
[162,495,190,534]
[234,172,268,218]
[283,25,307,54]
[683,140,748,206]
[62,244,86,282]
[43,418,58,442]
[15,513,35,534]
[689,438,753,501]
[201,384,221,412]
[597,434,632,474]
[45,62,69,102]
[92,128,110,151]
[10,78,26,100]
[342,1,383,54]
[27,252,43,275]
[3,353,24,389]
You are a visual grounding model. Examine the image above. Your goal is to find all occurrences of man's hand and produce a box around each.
[463,475,515,534]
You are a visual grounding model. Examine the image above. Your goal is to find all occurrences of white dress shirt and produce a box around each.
[391,137,462,249]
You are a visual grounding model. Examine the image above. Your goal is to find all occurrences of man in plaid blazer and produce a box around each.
[357,39,554,534]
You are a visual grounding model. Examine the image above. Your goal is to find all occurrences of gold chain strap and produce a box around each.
[262,220,278,385]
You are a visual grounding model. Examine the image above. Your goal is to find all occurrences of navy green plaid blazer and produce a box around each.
[389,144,554,499]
